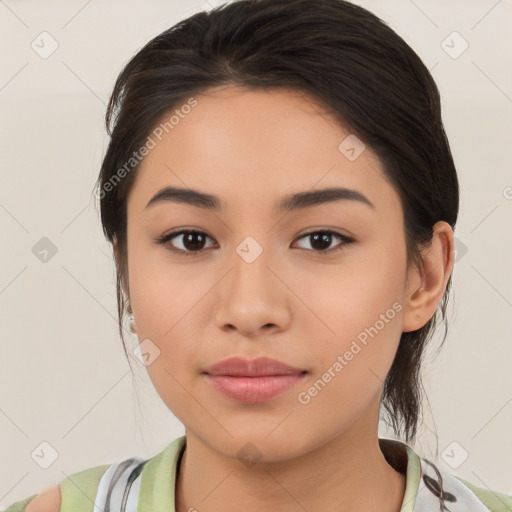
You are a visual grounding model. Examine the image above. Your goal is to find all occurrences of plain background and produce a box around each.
[1,0,511,507]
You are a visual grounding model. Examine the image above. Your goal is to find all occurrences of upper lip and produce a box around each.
[204,357,307,377]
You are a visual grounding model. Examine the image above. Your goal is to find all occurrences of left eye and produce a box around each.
[293,230,354,253]
[154,229,354,257]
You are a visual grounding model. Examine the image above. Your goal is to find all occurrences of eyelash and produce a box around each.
[154,229,355,258]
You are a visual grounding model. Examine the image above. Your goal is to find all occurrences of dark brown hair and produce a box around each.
[93,0,459,445]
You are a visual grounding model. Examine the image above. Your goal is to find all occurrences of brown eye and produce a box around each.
[155,230,215,257]
[294,230,354,254]
[154,229,354,258]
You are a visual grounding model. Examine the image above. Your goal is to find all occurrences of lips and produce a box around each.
[203,356,307,377]
[203,357,308,403]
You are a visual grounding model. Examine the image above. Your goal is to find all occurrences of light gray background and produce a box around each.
[1,0,511,507]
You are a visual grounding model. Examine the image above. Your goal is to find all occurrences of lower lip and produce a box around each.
[205,373,307,403]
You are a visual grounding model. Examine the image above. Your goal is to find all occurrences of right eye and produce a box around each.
[154,230,216,257]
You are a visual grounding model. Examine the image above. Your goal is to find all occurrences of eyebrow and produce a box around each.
[144,186,375,213]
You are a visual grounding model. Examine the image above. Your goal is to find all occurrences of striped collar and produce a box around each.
[95,435,490,512]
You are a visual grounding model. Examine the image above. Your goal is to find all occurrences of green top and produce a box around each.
[2,436,511,511]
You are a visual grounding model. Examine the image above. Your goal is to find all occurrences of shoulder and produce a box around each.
[455,476,512,512]
[412,449,511,512]
[1,485,60,512]
[1,439,186,512]
[24,484,61,512]
[2,463,110,512]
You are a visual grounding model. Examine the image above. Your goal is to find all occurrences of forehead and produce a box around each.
[128,86,397,216]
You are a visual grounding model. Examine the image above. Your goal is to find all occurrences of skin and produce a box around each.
[120,85,454,512]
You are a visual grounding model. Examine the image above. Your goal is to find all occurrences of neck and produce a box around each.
[175,427,406,512]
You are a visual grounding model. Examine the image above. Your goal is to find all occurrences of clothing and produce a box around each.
[3,435,511,511]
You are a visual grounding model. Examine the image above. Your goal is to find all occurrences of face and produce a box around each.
[124,85,413,461]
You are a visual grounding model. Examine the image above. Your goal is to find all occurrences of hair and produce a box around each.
[93,0,459,445]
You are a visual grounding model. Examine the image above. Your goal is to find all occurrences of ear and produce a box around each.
[113,237,135,332]
[113,237,129,296]
[401,221,455,333]
[129,316,137,334]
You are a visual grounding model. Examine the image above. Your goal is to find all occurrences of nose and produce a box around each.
[214,248,292,337]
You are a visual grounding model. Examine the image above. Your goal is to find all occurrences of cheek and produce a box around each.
[295,269,404,431]
[126,239,207,395]
[127,234,202,337]
[296,247,405,340]
[296,244,406,386]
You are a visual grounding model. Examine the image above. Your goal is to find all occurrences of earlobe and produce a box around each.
[127,302,137,334]
[401,221,455,333]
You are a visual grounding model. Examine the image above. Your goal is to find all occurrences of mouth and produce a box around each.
[203,356,307,377]
[203,356,308,403]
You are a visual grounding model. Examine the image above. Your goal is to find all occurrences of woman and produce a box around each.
[6,0,511,510]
